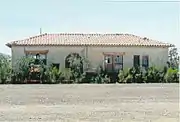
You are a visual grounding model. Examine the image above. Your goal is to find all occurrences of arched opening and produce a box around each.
[65,53,83,72]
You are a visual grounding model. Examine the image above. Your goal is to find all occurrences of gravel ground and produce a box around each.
[0,84,179,122]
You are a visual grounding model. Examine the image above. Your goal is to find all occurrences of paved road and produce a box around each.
[0,84,179,122]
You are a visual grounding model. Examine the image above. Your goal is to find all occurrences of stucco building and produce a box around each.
[6,33,174,72]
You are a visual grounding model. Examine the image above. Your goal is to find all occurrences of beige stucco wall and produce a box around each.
[11,45,169,70]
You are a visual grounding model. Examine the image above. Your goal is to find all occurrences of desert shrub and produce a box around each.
[118,67,143,83]
[90,65,111,84]
[117,65,179,84]
[143,66,162,83]
[85,72,97,83]
[118,70,126,83]
[60,68,74,84]
[42,66,62,84]
[11,56,47,84]
[12,57,34,83]
[164,67,179,83]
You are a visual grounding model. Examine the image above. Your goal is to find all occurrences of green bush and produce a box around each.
[118,66,179,83]
[42,66,62,84]
[0,54,179,84]
[0,54,11,84]
[164,67,179,83]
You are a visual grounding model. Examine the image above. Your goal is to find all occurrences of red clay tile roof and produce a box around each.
[6,33,174,48]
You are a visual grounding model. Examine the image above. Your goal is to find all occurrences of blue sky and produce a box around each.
[0,0,179,55]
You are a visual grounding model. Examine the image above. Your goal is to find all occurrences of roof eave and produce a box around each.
[5,43,12,48]
[5,44,175,47]
[168,44,175,47]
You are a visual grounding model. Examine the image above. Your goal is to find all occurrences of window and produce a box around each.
[105,56,112,64]
[133,55,140,67]
[52,63,60,70]
[26,53,47,65]
[142,55,149,68]
[114,55,123,64]
[114,55,123,71]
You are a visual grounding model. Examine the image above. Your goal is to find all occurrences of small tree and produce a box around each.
[168,47,179,69]
[12,56,46,83]
[0,53,11,83]
[12,57,34,83]
[66,53,84,83]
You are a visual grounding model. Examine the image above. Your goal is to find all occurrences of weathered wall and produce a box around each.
[11,45,168,70]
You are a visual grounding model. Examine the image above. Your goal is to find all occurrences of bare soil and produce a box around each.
[0,84,179,122]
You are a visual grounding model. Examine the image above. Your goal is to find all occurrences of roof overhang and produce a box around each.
[6,43,12,48]
[24,50,49,54]
[5,43,175,48]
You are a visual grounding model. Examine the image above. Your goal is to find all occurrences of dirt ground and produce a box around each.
[0,84,179,122]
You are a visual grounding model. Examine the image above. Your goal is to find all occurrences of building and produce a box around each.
[6,33,174,72]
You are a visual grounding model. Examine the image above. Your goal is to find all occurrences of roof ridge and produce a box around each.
[47,33,125,35]
[28,33,47,39]
[6,33,174,48]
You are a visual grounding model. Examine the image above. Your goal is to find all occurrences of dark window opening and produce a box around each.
[52,63,60,70]
[65,59,70,68]
[133,55,140,67]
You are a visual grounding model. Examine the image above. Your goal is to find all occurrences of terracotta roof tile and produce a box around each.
[6,33,174,47]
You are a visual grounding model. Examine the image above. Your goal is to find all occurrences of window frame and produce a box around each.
[133,55,140,67]
[114,55,123,71]
[26,53,47,65]
[52,63,60,70]
[105,55,112,64]
[142,55,149,68]
[114,55,123,64]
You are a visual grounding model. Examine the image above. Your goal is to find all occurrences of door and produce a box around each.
[133,55,140,67]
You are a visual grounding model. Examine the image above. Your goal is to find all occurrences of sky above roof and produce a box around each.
[0,0,179,55]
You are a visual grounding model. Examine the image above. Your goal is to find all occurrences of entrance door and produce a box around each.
[133,55,140,67]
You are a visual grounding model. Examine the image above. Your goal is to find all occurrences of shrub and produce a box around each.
[42,66,62,84]
[12,57,34,83]
[118,70,126,83]
[117,65,179,84]
[1,54,179,84]
[90,65,111,84]
[0,54,11,84]
[60,68,74,84]
[164,67,179,83]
